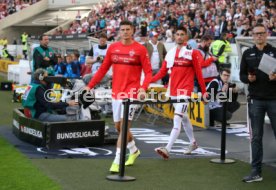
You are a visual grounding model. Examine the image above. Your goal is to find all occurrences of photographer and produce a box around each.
[83,33,110,84]
[206,68,240,127]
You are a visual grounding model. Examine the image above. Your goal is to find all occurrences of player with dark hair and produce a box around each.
[85,20,152,173]
[152,26,207,158]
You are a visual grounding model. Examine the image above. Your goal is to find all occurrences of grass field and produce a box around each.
[0,75,60,190]
[1,74,276,190]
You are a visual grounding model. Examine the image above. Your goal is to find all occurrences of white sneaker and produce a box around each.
[184,142,198,155]
[154,147,169,160]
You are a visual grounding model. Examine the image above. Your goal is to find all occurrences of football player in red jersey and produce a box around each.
[153,26,208,159]
[85,20,152,173]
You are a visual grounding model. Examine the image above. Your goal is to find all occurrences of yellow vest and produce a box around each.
[21,34,28,43]
[211,40,232,63]
[2,48,8,58]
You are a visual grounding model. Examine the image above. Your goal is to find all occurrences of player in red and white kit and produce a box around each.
[85,20,152,173]
[152,26,213,159]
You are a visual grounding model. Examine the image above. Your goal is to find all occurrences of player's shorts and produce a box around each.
[171,96,189,116]
[112,99,138,122]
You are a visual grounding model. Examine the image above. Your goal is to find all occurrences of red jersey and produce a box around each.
[152,47,207,97]
[88,41,152,99]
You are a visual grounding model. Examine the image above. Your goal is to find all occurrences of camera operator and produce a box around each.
[83,33,110,84]
[22,69,78,122]
[206,68,240,126]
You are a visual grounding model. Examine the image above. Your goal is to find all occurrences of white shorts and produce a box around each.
[171,96,189,116]
[112,99,137,122]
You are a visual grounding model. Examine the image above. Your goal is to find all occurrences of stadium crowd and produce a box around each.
[56,0,276,41]
[0,0,40,20]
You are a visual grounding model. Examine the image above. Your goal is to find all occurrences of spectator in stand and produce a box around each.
[165,25,174,43]
[235,19,244,36]
[0,0,40,20]
[189,20,199,39]
[241,22,251,36]
[56,0,276,40]
[219,15,228,35]
[140,20,148,41]
[54,54,66,76]
[64,54,80,78]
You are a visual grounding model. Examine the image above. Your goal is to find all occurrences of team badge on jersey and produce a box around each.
[129,50,135,57]
[49,52,53,57]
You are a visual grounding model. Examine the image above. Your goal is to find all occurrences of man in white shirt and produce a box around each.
[144,31,167,84]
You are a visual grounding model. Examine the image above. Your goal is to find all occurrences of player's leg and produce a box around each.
[109,99,122,173]
[182,114,198,154]
[155,101,184,159]
[119,104,140,166]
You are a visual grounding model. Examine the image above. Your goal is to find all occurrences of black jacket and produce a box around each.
[239,43,276,100]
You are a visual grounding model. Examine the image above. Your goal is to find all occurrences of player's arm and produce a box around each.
[151,60,168,83]
[140,47,152,90]
[192,50,207,95]
[217,44,226,56]
[195,49,216,67]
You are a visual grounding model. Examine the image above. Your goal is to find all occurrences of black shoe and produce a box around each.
[242,173,263,183]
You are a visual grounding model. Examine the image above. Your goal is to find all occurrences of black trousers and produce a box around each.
[210,100,240,125]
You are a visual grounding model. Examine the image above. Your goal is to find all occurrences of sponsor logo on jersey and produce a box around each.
[112,55,119,62]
